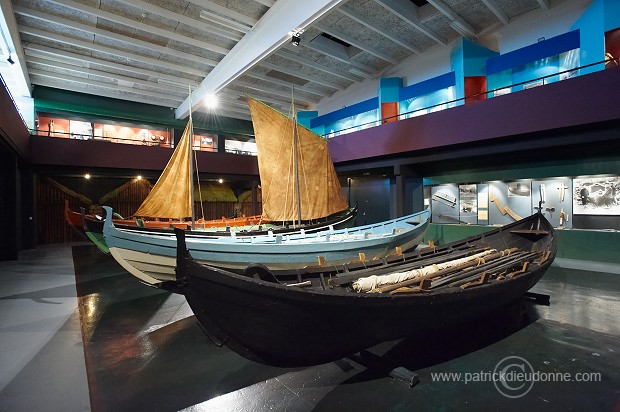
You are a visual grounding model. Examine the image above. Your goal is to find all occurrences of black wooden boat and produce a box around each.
[175,212,556,367]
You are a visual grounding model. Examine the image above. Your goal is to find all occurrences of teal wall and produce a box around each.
[571,0,620,75]
[297,110,318,130]
[379,77,402,103]
[572,0,605,75]
[451,38,499,103]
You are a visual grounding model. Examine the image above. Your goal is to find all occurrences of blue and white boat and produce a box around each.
[103,206,430,287]
[103,97,429,287]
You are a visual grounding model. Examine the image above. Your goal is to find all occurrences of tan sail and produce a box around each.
[247,97,348,221]
[134,120,193,219]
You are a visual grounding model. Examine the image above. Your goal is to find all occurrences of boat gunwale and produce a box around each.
[177,212,555,300]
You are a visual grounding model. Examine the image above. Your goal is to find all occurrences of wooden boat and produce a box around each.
[175,212,556,367]
[104,96,365,286]
[104,205,429,285]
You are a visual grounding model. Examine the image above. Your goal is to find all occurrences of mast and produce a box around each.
[188,85,195,229]
[292,87,302,227]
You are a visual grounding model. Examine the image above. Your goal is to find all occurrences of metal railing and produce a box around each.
[29,129,171,147]
[320,56,619,139]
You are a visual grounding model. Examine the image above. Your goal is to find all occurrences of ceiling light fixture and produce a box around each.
[84,173,91,180]
[6,54,14,65]
[290,28,304,47]
[204,94,218,110]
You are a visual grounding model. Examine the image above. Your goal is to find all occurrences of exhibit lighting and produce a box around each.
[204,94,218,110]
[7,54,14,65]
[291,34,300,46]
[218,178,223,184]
[136,175,142,181]
[84,173,91,180]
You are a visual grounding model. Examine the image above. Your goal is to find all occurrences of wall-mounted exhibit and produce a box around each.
[428,174,619,230]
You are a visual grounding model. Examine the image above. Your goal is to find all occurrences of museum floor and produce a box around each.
[0,242,619,411]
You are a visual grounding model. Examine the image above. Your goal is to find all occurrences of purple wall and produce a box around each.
[0,86,30,158]
[328,66,620,163]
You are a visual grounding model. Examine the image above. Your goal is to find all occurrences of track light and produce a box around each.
[291,34,300,47]
[6,54,14,65]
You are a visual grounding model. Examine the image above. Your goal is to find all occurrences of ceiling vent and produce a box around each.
[265,69,309,86]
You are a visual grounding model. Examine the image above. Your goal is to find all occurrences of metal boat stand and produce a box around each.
[339,349,420,387]
[522,291,551,305]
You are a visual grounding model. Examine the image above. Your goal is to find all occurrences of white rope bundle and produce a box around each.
[352,249,497,293]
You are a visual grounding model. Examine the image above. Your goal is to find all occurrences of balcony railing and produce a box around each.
[321,57,619,139]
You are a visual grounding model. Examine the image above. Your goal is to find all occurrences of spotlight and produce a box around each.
[7,54,14,65]
[291,34,300,46]
[218,178,223,184]
[203,94,218,110]
[84,173,91,180]
[136,175,142,181]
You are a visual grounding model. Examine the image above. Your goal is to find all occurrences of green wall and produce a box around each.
[32,86,254,136]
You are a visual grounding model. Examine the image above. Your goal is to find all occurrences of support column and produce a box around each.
[379,77,403,124]
[394,164,424,216]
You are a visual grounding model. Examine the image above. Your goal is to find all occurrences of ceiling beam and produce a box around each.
[23,44,200,89]
[251,0,276,7]
[26,55,189,97]
[29,69,185,103]
[314,22,399,65]
[217,88,295,112]
[480,0,509,25]
[536,0,550,11]
[232,78,315,105]
[14,6,221,67]
[374,0,447,45]
[192,0,258,28]
[426,0,476,38]
[259,59,342,90]
[242,71,328,99]
[0,0,31,96]
[176,0,346,119]
[120,0,242,41]
[301,36,375,77]
[18,25,206,77]
[277,48,363,82]
[44,0,240,45]
[338,5,421,54]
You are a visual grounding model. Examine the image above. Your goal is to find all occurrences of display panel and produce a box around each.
[429,174,619,230]
[430,184,459,224]
[573,176,620,215]
[459,184,477,224]
[531,178,572,228]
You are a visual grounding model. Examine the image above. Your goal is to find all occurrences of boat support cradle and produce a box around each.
[343,349,420,388]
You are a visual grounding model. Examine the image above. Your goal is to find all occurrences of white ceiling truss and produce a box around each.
[0,0,554,121]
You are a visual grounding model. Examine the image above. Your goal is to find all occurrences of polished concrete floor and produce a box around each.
[0,243,619,411]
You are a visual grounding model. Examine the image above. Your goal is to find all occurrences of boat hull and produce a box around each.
[103,206,429,286]
[177,213,556,367]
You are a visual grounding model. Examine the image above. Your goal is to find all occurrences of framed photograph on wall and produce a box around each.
[573,176,620,215]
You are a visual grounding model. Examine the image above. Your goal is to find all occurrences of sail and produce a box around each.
[247,97,348,221]
[134,120,193,219]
